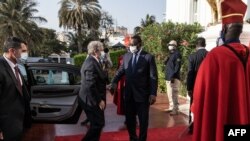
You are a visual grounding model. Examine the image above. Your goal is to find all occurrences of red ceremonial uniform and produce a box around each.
[192,1,249,141]
[113,55,125,115]
[192,43,250,141]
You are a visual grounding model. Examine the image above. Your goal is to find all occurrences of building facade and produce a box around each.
[165,0,250,50]
[166,0,250,27]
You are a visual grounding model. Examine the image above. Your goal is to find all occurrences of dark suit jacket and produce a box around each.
[0,57,31,140]
[79,55,107,107]
[186,48,208,91]
[164,50,182,80]
[112,50,158,102]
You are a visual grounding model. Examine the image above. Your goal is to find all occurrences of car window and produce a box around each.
[18,64,28,81]
[31,69,80,85]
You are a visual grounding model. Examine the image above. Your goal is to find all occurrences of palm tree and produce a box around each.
[66,31,78,53]
[133,26,142,35]
[134,14,156,34]
[0,0,47,42]
[59,0,101,53]
[141,14,156,27]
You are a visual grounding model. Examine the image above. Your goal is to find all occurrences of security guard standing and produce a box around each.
[164,40,182,115]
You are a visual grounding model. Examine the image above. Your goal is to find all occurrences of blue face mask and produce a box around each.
[216,29,226,46]
[216,37,224,46]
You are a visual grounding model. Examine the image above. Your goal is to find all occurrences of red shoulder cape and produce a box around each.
[192,43,250,141]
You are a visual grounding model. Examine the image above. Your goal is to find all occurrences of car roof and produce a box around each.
[25,63,80,73]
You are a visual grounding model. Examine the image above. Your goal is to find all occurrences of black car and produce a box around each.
[19,62,82,124]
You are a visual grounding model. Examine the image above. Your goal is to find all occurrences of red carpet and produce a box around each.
[55,126,192,141]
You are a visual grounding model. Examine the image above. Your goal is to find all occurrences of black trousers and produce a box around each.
[125,99,150,141]
[79,99,105,141]
[0,132,22,141]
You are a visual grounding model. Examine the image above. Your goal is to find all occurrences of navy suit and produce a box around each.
[112,50,158,141]
[186,48,208,92]
[0,57,31,141]
[164,50,182,81]
[186,48,208,129]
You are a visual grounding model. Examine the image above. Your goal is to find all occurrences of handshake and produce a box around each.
[106,83,117,95]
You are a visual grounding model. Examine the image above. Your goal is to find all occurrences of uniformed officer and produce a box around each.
[164,40,182,115]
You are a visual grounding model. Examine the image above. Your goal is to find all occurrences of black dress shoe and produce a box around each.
[81,119,89,125]
[129,136,138,141]
[130,138,138,141]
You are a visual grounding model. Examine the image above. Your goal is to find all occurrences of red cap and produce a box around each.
[221,0,247,25]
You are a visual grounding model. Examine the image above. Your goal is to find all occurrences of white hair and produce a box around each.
[87,41,104,55]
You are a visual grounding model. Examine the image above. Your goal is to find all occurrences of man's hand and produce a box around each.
[0,132,3,140]
[149,95,156,105]
[99,100,106,110]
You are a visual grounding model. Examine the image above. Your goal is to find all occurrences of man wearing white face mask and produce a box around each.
[79,41,107,141]
[110,35,158,141]
[0,37,31,141]
[164,40,182,115]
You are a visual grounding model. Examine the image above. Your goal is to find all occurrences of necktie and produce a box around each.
[99,59,103,70]
[14,66,22,95]
[132,53,137,73]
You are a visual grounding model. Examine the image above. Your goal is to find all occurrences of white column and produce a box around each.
[244,0,250,20]
[196,0,213,27]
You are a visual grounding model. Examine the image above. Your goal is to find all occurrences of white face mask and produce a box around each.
[101,51,105,56]
[21,52,28,60]
[129,46,138,53]
[168,46,175,50]
[100,51,106,60]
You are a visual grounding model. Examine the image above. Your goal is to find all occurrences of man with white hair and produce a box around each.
[78,41,107,141]
[164,40,182,115]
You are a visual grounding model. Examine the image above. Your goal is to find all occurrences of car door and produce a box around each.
[24,63,82,123]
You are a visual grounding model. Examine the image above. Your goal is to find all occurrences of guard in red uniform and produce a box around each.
[192,1,250,141]
[113,55,126,115]
[113,35,131,115]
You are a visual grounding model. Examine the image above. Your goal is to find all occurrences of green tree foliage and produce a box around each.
[100,11,114,45]
[134,14,157,35]
[74,49,126,68]
[141,21,203,94]
[66,32,79,56]
[58,0,101,53]
[0,0,47,44]
[31,28,67,57]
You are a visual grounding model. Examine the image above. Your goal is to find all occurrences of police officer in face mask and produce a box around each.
[164,40,182,115]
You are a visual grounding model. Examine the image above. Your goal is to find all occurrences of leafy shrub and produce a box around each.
[73,49,126,68]
[73,53,88,67]
[141,21,203,96]
[109,49,127,68]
